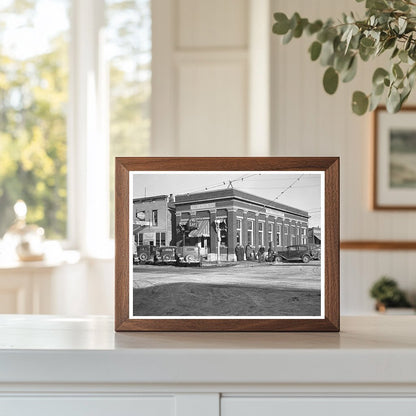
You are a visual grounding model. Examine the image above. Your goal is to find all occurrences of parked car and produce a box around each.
[275,244,321,263]
[137,244,157,263]
[132,242,139,265]
[155,246,177,264]
[176,246,202,266]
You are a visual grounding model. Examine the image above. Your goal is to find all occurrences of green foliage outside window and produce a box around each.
[0,1,69,238]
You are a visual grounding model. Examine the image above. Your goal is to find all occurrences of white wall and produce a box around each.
[271,0,416,313]
[152,0,272,156]
[53,0,414,317]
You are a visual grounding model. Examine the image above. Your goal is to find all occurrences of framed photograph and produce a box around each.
[115,157,339,332]
[374,106,416,209]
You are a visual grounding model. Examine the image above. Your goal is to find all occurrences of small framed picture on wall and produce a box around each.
[374,106,416,209]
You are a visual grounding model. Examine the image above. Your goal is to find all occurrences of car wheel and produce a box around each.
[139,252,148,262]
[163,254,171,262]
[185,254,196,263]
[302,255,310,263]
[275,255,283,263]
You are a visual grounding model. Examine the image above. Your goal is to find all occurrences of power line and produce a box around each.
[274,174,304,201]
[181,173,261,195]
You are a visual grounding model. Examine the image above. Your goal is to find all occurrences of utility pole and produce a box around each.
[214,219,221,264]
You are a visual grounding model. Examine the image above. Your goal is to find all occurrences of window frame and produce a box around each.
[247,219,254,246]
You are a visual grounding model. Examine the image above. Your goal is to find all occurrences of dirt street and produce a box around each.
[132,262,321,317]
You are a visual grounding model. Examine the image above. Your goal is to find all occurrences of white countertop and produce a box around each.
[1,315,415,386]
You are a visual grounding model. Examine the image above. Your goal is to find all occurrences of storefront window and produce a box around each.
[219,219,227,247]
[156,232,165,246]
[247,220,254,245]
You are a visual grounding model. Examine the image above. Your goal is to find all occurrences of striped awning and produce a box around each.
[133,224,145,234]
[188,219,210,237]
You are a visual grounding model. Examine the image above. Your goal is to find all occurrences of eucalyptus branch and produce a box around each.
[272,0,416,115]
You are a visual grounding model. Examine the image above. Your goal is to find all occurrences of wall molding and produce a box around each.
[340,241,416,250]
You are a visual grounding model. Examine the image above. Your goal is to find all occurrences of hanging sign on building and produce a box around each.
[190,202,216,210]
[136,220,151,226]
[136,211,146,220]
[143,232,155,242]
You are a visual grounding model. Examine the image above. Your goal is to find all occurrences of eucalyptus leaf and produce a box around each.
[352,91,369,115]
[373,82,385,96]
[391,47,399,59]
[372,67,389,86]
[369,92,383,111]
[393,63,404,79]
[398,17,407,34]
[323,67,339,94]
[342,56,358,82]
[282,29,294,44]
[307,20,323,35]
[309,41,322,61]
[320,40,335,66]
[399,49,408,63]
[386,87,401,112]
[273,13,290,35]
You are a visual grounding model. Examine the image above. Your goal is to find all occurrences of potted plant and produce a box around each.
[369,276,413,312]
[272,0,416,115]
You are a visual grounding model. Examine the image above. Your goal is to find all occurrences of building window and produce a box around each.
[152,209,158,226]
[301,227,307,244]
[284,224,289,235]
[219,220,227,247]
[247,220,254,245]
[0,0,152,254]
[138,234,143,245]
[258,222,264,247]
[268,223,273,247]
[276,224,281,246]
[236,219,242,244]
[156,232,165,246]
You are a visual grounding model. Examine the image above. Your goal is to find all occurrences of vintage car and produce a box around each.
[275,244,321,264]
[136,244,158,263]
[175,246,202,265]
[154,246,177,264]
[132,242,139,265]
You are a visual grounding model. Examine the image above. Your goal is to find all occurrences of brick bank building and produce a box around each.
[133,188,310,262]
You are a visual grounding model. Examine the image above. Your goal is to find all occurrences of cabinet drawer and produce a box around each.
[0,396,175,416]
[222,397,416,416]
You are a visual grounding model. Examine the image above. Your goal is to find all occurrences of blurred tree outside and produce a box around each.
[0,0,69,239]
[0,0,151,240]
[107,0,151,237]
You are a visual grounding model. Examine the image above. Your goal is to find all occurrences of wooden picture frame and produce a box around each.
[373,106,416,210]
[115,157,339,332]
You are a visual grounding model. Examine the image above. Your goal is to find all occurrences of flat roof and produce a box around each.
[175,188,309,218]
[133,194,168,203]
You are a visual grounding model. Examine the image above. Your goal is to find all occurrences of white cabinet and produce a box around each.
[222,398,416,416]
[1,397,175,416]
[1,316,416,415]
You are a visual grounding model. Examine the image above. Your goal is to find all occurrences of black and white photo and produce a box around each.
[129,171,324,319]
